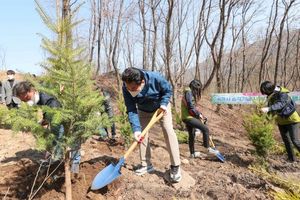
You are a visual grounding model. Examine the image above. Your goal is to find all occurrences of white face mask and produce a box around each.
[7,75,14,80]
[128,82,145,97]
[27,91,40,106]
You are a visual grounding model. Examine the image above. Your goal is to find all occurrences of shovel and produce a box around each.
[91,109,164,190]
[209,136,225,162]
[202,118,225,162]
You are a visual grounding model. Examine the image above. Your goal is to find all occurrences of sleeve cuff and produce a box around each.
[160,105,167,110]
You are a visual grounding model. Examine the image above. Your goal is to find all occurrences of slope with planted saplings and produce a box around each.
[0,74,299,200]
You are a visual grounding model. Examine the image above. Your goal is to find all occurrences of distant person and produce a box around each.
[102,90,116,140]
[1,70,21,109]
[181,79,217,158]
[122,67,182,183]
[260,81,300,162]
[14,81,81,172]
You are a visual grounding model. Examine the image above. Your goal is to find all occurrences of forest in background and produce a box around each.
[1,0,300,105]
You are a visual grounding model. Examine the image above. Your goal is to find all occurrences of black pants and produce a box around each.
[278,123,300,162]
[6,102,18,109]
[105,123,116,138]
[184,118,210,154]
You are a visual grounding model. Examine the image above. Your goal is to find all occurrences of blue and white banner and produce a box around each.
[211,92,300,104]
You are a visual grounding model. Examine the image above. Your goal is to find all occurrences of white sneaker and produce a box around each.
[170,165,182,183]
[190,151,206,158]
[134,164,154,176]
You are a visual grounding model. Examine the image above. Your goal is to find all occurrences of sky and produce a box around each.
[0,0,50,75]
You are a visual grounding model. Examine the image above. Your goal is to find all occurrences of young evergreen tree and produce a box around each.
[35,1,110,199]
[0,1,110,199]
[243,104,276,163]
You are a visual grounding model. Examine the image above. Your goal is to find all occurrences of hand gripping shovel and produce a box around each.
[209,136,225,163]
[91,109,164,190]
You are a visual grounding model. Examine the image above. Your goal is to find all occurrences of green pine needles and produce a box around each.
[116,92,133,147]
[0,1,110,153]
[243,107,276,158]
[33,1,110,149]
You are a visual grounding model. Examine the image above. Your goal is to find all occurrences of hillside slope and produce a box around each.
[0,94,299,199]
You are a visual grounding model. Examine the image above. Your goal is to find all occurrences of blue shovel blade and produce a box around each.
[216,151,225,163]
[210,148,225,163]
[91,157,125,190]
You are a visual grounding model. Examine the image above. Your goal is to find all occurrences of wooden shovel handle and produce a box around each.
[124,109,164,159]
[209,136,215,148]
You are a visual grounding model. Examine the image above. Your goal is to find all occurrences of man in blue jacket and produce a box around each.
[122,67,181,183]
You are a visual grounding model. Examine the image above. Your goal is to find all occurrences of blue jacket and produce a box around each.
[122,70,172,132]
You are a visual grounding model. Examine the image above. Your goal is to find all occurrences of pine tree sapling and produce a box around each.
[1,1,111,199]
[116,92,133,147]
[175,129,188,144]
[243,107,276,158]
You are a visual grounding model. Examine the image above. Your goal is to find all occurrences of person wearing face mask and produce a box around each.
[14,81,81,173]
[260,81,300,163]
[121,67,182,183]
[1,70,21,109]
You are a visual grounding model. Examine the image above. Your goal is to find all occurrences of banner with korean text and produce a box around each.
[211,92,300,104]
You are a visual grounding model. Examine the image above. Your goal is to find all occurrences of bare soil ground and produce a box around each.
[0,98,300,200]
[0,85,299,199]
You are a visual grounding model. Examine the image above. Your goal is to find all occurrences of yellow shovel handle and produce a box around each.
[209,136,215,148]
[124,109,164,159]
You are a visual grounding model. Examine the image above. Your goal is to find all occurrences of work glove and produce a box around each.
[261,107,270,113]
[134,131,143,142]
[159,105,167,115]
[199,113,204,120]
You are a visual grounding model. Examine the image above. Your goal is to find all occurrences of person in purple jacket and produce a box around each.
[122,67,181,183]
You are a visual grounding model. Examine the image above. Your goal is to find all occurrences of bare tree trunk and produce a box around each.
[274,0,295,84]
[203,0,236,91]
[139,0,148,70]
[88,0,97,64]
[109,0,124,91]
[165,0,177,111]
[227,6,242,93]
[239,0,258,92]
[64,152,72,200]
[194,0,206,82]
[292,30,300,89]
[62,1,72,199]
[96,0,103,75]
[150,0,161,71]
[204,0,236,112]
[258,0,278,83]
[283,15,292,86]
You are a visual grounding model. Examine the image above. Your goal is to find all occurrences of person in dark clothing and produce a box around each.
[14,81,81,172]
[1,70,21,109]
[181,79,217,158]
[260,81,300,162]
[102,90,116,139]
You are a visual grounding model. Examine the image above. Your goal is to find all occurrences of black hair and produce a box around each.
[14,81,35,97]
[260,81,275,95]
[7,70,15,75]
[121,67,144,84]
[189,79,202,102]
